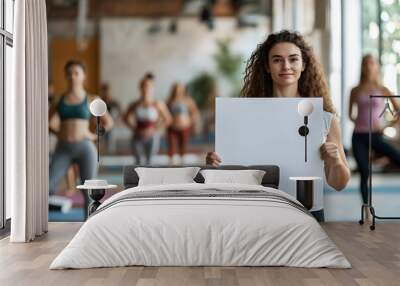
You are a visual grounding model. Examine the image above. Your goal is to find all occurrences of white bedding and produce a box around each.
[50,183,350,269]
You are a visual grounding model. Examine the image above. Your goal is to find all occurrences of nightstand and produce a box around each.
[289,177,321,210]
[77,184,117,216]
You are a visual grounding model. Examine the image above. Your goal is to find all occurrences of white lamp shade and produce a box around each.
[89,98,107,117]
[297,99,314,116]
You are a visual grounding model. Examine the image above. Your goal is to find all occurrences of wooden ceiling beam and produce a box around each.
[47,0,237,18]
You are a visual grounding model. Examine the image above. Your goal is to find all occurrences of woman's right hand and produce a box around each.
[206,152,221,166]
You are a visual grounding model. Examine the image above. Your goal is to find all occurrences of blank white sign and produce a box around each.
[216,97,324,211]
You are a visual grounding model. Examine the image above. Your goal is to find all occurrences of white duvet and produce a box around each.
[50,183,351,269]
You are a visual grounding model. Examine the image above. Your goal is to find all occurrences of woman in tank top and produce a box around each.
[166,83,199,165]
[48,60,113,219]
[206,31,351,222]
[349,54,400,209]
[123,73,172,165]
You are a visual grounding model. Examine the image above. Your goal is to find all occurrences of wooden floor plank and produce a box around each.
[0,222,399,286]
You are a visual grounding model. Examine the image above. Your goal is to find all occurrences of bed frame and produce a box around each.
[123,165,280,189]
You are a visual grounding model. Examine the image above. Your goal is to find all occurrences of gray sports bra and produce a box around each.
[170,102,189,116]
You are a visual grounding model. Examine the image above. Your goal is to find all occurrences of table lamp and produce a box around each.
[78,98,116,217]
[89,98,107,162]
[297,100,314,162]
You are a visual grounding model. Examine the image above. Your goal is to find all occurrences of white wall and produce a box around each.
[100,17,270,106]
[216,98,325,212]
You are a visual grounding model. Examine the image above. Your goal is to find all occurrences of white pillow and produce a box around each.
[135,167,201,186]
[200,169,266,185]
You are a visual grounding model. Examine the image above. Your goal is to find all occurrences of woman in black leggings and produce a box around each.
[349,54,400,205]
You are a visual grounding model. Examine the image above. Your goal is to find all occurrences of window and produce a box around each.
[362,0,400,94]
[1,0,14,230]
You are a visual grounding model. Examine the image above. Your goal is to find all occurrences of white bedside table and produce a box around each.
[289,176,321,210]
[77,183,117,216]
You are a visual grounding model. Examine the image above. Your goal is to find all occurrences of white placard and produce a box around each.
[216,97,325,211]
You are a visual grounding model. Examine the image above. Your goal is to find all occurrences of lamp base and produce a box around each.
[296,180,313,210]
[298,126,309,136]
[88,189,106,215]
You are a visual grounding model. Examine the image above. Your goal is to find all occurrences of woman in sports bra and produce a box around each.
[206,31,351,222]
[48,60,113,218]
[123,73,172,165]
[349,54,400,207]
[166,83,199,165]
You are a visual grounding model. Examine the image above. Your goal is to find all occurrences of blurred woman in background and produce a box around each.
[166,83,199,165]
[124,73,172,165]
[48,60,113,218]
[349,54,400,207]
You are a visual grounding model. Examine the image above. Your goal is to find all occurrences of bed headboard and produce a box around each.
[123,165,280,189]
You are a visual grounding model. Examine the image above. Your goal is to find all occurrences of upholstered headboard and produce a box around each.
[123,165,280,189]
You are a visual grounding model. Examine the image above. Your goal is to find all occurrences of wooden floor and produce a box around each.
[0,222,399,286]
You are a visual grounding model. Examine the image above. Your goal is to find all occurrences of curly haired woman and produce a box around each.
[206,30,350,220]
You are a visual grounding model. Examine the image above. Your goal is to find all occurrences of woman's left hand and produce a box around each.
[320,142,340,163]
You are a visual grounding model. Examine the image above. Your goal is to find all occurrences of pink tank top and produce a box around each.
[354,92,384,133]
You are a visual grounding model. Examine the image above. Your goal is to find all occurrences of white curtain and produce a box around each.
[7,0,48,242]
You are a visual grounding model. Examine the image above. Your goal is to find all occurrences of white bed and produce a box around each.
[50,182,350,269]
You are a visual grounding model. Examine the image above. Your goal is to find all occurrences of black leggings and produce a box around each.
[352,132,400,204]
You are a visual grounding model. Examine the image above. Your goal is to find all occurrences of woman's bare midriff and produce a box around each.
[135,127,157,140]
[58,120,96,143]
[170,114,191,130]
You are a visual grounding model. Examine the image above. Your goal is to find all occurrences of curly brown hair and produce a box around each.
[241,30,335,113]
